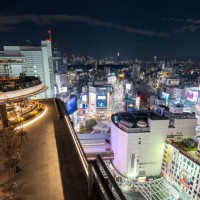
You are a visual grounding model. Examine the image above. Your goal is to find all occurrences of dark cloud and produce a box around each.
[0,14,169,37]
[185,18,200,24]
[175,18,200,33]
[174,19,184,22]
[162,17,200,33]
[175,24,200,33]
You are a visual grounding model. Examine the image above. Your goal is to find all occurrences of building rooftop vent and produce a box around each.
[137,120,147,128]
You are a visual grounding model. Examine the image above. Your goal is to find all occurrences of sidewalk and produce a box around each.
[0,100,91,200]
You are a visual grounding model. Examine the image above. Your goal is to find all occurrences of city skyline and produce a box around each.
[1,0,200,59]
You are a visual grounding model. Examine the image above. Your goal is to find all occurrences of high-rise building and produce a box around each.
[52,48,67,73]
[0,40,54,98]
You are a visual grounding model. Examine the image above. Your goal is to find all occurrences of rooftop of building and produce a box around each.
[167,139,200,166]
[165,85,183,89]
[114,111,168,121]
[146,112,168,120]
[170,103,184,107]
[155,104,196,119]
[111,111,168,133]
[166,77,179,80]
[163,110,196,118]
[157,104,168,109]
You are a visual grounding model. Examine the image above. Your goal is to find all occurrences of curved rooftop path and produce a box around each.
[0,84,48,103]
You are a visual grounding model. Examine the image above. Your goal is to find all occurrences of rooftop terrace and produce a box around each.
[112,111,168,133]
[113,111,168,121]
[167,139,200,166]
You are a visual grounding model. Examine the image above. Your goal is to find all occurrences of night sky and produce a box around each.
[1,0,200,60]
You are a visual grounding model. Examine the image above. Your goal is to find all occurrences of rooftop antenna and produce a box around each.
[117,51,120,64]
[48,29,52,41]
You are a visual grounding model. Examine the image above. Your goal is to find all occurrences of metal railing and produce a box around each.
[96,155,126,200]
[55,98,127,200]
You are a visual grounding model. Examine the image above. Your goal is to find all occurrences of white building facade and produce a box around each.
[167,117,197,139]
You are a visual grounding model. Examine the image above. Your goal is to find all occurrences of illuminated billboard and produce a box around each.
[97,95,106,100]
[126,83,131,90]
[127,101,134,111]
[65,97,77,115]
[166,79,179,86]
[80,93,87,102]
[97,95,107,107]
[118,73,125,78]
[97,101,107,107]
[58,86,67,93]
[155,106,163,115]
[186,90,198,102]
[135,97,140,110]
[80,103,87,109]
[107,76,116,84]
[162,92,169,105]
[179,168,192,189]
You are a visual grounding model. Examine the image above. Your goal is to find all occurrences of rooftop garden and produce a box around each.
[9,103,45,126]
[173,138,197,152]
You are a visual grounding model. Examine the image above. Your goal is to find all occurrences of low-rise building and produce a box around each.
[111,111,169,178]
[161,141,200,200]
